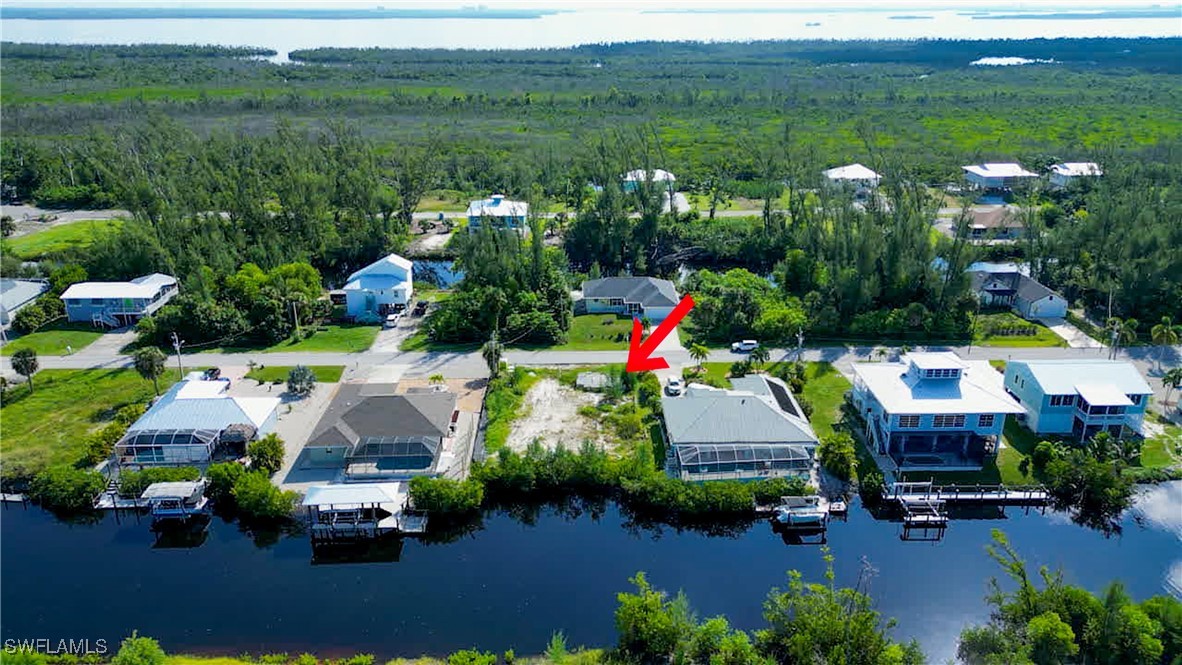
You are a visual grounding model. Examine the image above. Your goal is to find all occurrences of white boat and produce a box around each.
[773,496,828,527]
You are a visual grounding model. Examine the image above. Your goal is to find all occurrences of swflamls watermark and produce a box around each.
[4,639,109,655]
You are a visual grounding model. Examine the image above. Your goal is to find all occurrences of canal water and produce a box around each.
[2,484,1179,663]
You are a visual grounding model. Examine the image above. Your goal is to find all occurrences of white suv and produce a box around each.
[731,339,759,353]
[665,376,684,396]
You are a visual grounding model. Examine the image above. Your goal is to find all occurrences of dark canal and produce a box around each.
[3,483,1179,663]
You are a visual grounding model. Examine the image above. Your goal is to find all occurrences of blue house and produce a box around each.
[851,353,1024,472]
[343,253,413,321]
[60,273,178,327]
[1003,360,1152,440]
[466,194,529,233]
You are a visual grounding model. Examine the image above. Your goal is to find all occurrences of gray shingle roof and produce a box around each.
[307,383,456,449]
[968,270,1060,303]
[581,277,678,308]
[662,376,817,446]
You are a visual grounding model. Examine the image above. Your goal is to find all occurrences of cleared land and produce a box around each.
[1,323,104,356]
[3,219,122,259]
[0,369,171,471]
[402,313,634,352]
[243,365,345,384]
[507,377,605,452]
[209,324,378,353]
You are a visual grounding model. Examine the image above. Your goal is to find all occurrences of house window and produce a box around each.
[933,414,966,428]
[90,298,105,305]
[1128,394,1142,405]
[1049,394,1074,407]
[898,415,920,428]
[978,414,995,428]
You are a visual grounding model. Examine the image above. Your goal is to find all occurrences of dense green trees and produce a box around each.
[247,434,286,476]
[27,466,104,511]
[231,472,298,520]
[958,530,1181,665]
[408,476,484,514]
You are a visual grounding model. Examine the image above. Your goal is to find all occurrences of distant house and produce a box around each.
[0,278,49,328]
[823,163,881,189]
[1004,360,1152,440]
[622,168,676,192]
[1049,162,1102,189]
[851,353,1024,472]
[466,194,529,233]
[661,375,818,481]
[114,374,280,466]
[580,277,679,322]
[303,383,457,480]
[966,206,1024,240]
[343,253,413,321]
[969,268,1067,320]
[962,163,1038,190]
[60,273,178,327]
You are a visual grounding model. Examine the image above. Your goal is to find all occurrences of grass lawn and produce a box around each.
[0,369,173,472]
[523,314,633,351]
[974,312,1066,348]
[483,369,542,452]
[3,219,122,259]
[989,360,1007,371]
[1,323,104,356]
[682,361,733,388]
[243,365,345,384]
[399,330,479,352]
[210,324,379,353]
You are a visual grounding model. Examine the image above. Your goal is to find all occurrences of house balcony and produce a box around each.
[886,431,998,472]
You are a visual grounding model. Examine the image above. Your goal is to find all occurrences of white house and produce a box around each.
[622,168,677,192]
[1049,162,1102,189]
[343,253,413,321]
[962,163,1038,190]
[851,353,1024,472]
[466,194,529,233]
[60,273,178,327]
[823,163,881,188]
[114,374,280,466]
[1004,360,1152,439]
[662,375,818,481]
[969,269,1067,320]
[580,277,679,322]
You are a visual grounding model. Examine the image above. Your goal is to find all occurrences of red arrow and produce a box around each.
[625,294,696,373]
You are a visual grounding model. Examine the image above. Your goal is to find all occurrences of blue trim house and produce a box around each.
[1003,360,1152,440]
[343,253,413,321]
[60,273,177,327]
[851,353,1024,472]
[466,194,529,233]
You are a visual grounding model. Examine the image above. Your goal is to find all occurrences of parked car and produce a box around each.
[413,301,429,316]
[665,376,684,397]
[383,313,401,329]
[731,339,759,353]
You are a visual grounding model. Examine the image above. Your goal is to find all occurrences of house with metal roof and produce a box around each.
[1003,360,1152,440]
[0,278,49,329]
[580,277,679,322]
[60,273,177,327]
[622,168,676,189]
[661,375,818,481]
[968,268,1067,320]
[303,383,457,480]
[342,253,413,322]
[114,375,280,466]
[466,194,529,233]
[1049,162,1102,189]
[823,163,881,188]
[851,353,1023,472]
[962,163,1038,190]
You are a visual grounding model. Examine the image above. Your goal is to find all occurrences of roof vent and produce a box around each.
[491,193,504,204]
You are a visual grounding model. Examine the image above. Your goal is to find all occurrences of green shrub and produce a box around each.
[248,433,286,475]
[749,476,812,504]
[409,476,484,513]
[117,466,200,498]
[1031,440,1061,472]
[205,462,247,502]
[110,633,165,665]
[817,432,858,481]
[232,471,297,520]
[445,651,495,665]
[28,466,104,511]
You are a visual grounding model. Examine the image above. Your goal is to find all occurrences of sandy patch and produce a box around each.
[507,378,604,452]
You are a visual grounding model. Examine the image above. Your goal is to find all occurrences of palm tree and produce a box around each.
[1162,367,1182,406]
[429,373,446,387]
[1150,316,1180,371]
[11,348,38,393]
[1105,317,1138,359]
[688,343,710,372]
[482,333,504,379]
[133,346,168,395]
[750,345,771,372]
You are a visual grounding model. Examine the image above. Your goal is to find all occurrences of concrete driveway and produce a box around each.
[1037,317,1105,348]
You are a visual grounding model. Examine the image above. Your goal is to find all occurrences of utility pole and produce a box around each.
[291,300,301,336]
[170,332,185,380]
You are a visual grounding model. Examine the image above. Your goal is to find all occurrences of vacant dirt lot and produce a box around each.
[508,378,605,452]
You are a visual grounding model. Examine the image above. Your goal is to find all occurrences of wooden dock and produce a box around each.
[889,482,1049,506]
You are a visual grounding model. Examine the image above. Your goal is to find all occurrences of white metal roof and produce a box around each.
[302,482,407,508]
[1075,383,1133,407]
[962,163,1038,179]
[1050,162,1102,177]
[176,380,229,399]
[823,163,880,181]
[1013,360,1152,396]
[345,253,413,284]
[906,352,967,371]
[853,359,1024,415]
[466,195,528,218]
[60,273,176,300]
[623,168,676,182]
[141,481,204,499]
